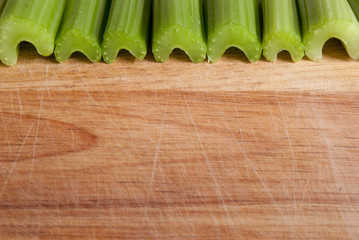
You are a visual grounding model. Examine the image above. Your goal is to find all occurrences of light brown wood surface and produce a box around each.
[1,40,359,239]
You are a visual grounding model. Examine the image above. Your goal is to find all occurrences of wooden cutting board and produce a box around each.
[1,39,359,239]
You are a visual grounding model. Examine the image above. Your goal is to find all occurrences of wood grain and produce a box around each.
[1,40,359,239]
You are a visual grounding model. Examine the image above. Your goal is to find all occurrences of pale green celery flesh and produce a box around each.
[262,0,304,62]
[102,0,151,64]
[348,0,359,20]
[55,0,107,63]
[205,0,262,63]
[297,0,359,61]
[152,0,207,63]
[0,0,66,66]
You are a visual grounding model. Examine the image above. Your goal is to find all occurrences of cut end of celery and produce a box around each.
[152,26,207,63]
[102,31,147,64]
[0,17,54,66]
[304,20,359,62]
[55,29,102,63]
[207,25,262,63]
[263,31,304,62]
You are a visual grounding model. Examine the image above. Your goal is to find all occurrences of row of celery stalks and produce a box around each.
[1,0,359,66]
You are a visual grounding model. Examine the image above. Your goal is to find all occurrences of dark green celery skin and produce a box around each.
[348,0,359,20]
[0,0,7,14]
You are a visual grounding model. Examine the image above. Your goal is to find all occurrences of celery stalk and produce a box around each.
[102,0,151,64]
[0,0,66,66]
[297,0,359,61]
[204,0,262,63]
[348,0,359,20]
[152,0,207,63]
[262,0,304,62]
[55,0,108,63]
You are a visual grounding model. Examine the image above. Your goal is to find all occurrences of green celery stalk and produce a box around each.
[348,0,359,20]
[297,0,359,61]
[55,0,108,63]
[102,0,151,64]
[0,0,66,66]
[204,0,262,63]
[262,0,304,62]
[152,0,207,63]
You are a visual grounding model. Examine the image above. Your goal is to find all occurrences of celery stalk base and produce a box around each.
[304,21,359,61]
[207,24,262,63]
[153,26,207,63]
[263,32,304,62]
[55,29,102,63]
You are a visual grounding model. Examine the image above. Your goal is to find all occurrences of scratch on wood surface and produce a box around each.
[265,98,280,142]
[312,96,357,238]
[43,70,63,168]
[149,101,168,189]
[232,99,244,142]
[29,86,44,184]
[182,91,237,236]
[47,116,60,161]
[276,94,296,164]
[10,90,14,112]
[224,120,293,229]
[276,93,298,213]
[143,100,168,223]
[76,64,95,103]
[0,107,12,155]
[0,122,34,198]
[94,75,116,115]
[176,90,190,129]
[16,88,23,119]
